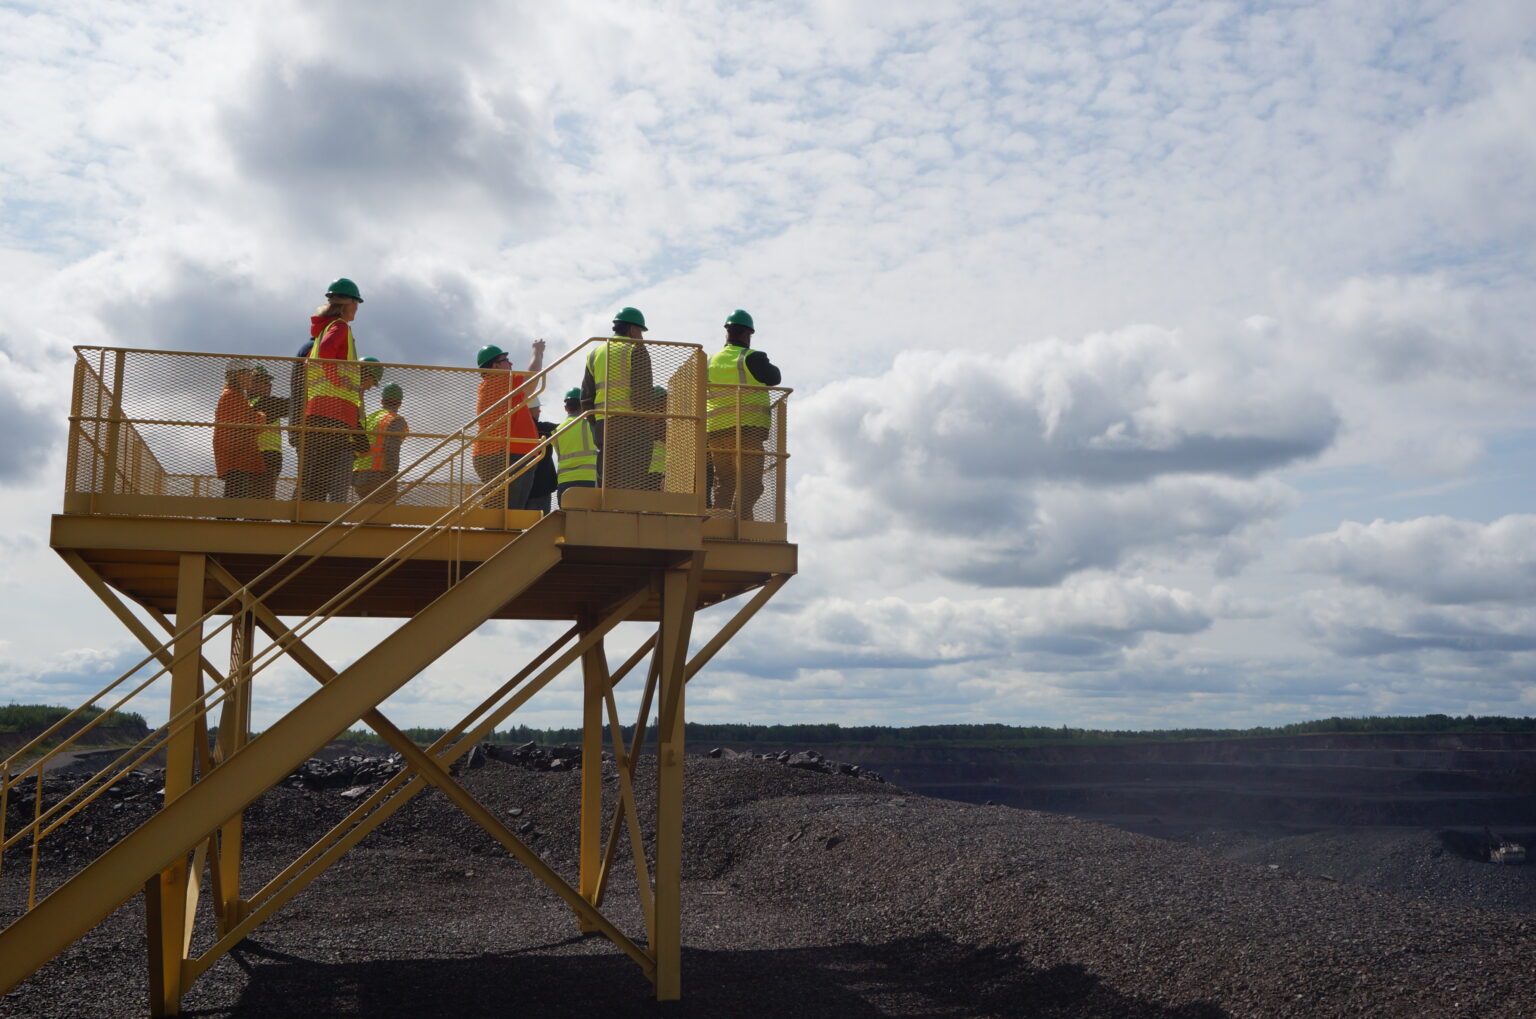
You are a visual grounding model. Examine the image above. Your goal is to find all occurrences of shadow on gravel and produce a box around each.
[204,933,1229,1018]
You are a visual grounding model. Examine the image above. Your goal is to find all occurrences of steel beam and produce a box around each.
[654,558,703,1000]
[577,626,607,928]
[147,553,204,1016]
[0,517,564,994]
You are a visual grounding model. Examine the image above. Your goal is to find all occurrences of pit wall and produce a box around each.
[698,734,1536,827]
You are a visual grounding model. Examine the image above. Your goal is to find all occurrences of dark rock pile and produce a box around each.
[282,752,404,790]
[712,745,886,783]
[4,753,1533,1018]
[484,740,593,772]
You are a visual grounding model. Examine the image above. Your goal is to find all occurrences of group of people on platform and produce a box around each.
[211,278,783,518]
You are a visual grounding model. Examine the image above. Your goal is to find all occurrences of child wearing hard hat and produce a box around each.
[352,383,408,505]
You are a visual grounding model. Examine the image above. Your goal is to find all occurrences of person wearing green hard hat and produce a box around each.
[353,381,408,504]
[555,386,598,503]
[246,363,292,500]
[300,277,368,503]
[214,358,265,502]
[579,307,656,490]
[472,337,546,512]
[706,309,781,517]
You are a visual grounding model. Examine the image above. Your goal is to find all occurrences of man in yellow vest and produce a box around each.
[580,306,655,490]
[555,387,598,506]
[352,383,407,504]
[706,309,781,517]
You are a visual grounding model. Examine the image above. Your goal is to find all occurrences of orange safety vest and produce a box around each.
[473,371,538,457]
[353,409,404,472]
[305,320,362,426]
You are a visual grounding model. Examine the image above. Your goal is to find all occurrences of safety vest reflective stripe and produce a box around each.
[249,398,280,452]
[305,321,361,425]
[705,345,770,432]
[586,338,633,420]
[555,415,598,484]
[648,439,665,475]
[353,409,403,471]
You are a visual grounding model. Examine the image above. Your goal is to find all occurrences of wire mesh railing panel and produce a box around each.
[585,341,705,496]
[64,340,786,525]
[703,386,790,524]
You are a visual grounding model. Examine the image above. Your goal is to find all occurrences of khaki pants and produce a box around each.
[707,426,767,518]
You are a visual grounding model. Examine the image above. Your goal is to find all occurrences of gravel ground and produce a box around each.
[3,754,1533,1018]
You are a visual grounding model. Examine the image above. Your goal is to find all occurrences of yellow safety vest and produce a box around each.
[648,439,665,475]
[305,321,362,423]
[555,415,598,484]
[353,409,403,471]
[249,397,280,453]
[705,345,770,432]
[586,337,633,420]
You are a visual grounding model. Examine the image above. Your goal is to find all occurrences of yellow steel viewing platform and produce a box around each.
[0,339,795,1014]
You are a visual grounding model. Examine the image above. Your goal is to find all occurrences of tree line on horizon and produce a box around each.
[338,712,1536,749]
[6,705,1530,752]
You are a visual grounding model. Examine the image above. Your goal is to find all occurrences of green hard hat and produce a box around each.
[382,383,403,402]
[724,309,754,329]
[325,277,363,302]
[613,306,648,331]
[564,387,581,402]
[250,364,271,377]
[653,386,667,398]
[361,356,383,379]
[476,344,507,368]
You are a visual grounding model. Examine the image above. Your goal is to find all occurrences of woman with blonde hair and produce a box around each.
[299,277,368,503]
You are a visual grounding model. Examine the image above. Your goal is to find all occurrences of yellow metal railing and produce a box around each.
[9,336,786,907]
[62,341,790,527]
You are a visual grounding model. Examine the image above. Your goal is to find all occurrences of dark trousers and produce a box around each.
[352,471,397,505]
[254,450,282,500]
[474,452,535,511]
[222,470,262,500]
[299,416,356,502]
[557,480,595,508]
[707,425,768,518]
[593,417,650,490]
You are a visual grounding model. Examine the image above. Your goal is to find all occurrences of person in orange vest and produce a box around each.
[214,360,266,500]
[352,383,408,504]
[299,277,368,503]
[472,339,544,511]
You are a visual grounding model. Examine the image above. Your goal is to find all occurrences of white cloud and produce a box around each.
[1298,515,1536,605]
[2,2,1535,730]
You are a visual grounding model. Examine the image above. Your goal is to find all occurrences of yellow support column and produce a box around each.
[577,626,607,930]
[215,605,253,933]
[149,552,204,1017]
[653,560,702,1000]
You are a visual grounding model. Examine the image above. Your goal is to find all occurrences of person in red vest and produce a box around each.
[214,360,266,500]
[472,339,544,511]
[299,278,368,502]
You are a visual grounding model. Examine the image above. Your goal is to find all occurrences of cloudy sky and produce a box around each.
[2,0,1534,733]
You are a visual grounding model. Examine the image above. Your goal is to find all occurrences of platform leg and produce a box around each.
[577,627,607,930]
[148,552,204,1016]
[654,560,702,1001]
[215,606,252,933]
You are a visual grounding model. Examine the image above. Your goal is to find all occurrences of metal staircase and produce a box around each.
[1,337,795,1014]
